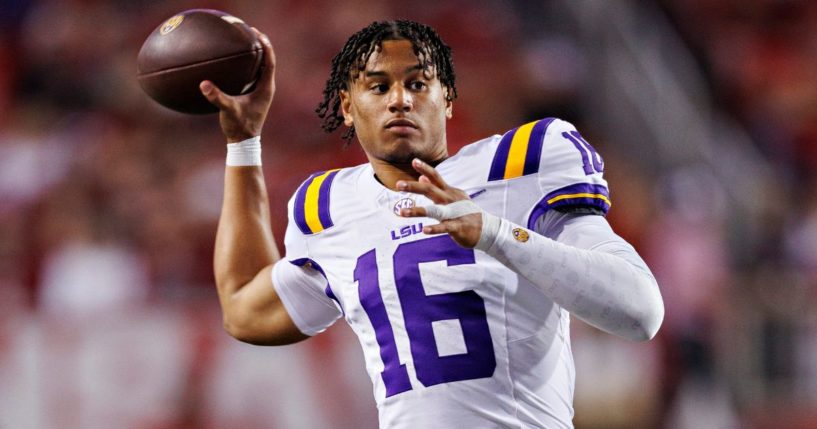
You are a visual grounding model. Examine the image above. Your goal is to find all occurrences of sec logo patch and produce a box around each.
[160,15,184,35]
[512,228,529,242]
[393,197,415,216]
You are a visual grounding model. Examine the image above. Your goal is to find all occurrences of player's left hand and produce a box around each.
[397,158,483,248]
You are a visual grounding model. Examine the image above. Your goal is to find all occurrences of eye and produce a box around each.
[370,83,388,94]
[408,81,427,91]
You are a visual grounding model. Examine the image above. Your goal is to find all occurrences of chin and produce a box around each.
[383,151,422,165]
[364,133,444,165]
[380,138,427,165]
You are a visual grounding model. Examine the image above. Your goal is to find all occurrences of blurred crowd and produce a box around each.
[0,0,816,428]
[659,1,817,427]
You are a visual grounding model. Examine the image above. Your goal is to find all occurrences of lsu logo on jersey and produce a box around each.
[294,169,341,234]
[488,118,555,181]
[390,223,423,240]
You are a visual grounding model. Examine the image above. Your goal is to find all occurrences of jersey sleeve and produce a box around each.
[271,190,342,336]
[272,259,341,336]
[529,118,611,223]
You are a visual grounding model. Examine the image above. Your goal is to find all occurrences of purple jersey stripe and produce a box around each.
[527,182,611,229]
[547,182,610,199]
[317,170,339,230]
[487,127,517,181]
[289,257,344,313]
[522,118,554,176]
[293,172,319,234]
[548,195,610,211]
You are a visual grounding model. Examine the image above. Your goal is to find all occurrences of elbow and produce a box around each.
[631,307,663,341]
[217,281,274,345]
[222,312,256,344]
[626,272,665,341]
[221,306,305,346]
[612,275,664,342]
[218,289,253,343]
[221,307,268,345]
[629,295,664,342]
[222,315,273,346]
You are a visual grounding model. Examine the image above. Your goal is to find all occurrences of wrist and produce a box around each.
[226,130,258,143]
[226,136,262,166]
[475,212,502,251]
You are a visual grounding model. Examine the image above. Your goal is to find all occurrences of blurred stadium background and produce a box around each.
[1,0,816,427]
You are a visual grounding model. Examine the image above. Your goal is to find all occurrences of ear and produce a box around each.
[444,89,453,119]
[340,90,354,127]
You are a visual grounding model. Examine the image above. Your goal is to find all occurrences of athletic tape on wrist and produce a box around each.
[475,212,501,251]
[226,136,262,166]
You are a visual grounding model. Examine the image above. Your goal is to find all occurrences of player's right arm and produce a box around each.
[214,168,307,346]
[201,29,307,346]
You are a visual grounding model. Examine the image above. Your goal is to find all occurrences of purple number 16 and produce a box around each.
[354,235,496,397]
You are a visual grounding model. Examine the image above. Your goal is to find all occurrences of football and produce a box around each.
[137,9,264,114]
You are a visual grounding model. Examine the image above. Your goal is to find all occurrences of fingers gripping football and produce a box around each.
[201,28,276,143]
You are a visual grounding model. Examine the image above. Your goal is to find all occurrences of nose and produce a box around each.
[388,86,412,113]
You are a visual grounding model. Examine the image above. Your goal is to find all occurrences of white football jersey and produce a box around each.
[272,118,610,428]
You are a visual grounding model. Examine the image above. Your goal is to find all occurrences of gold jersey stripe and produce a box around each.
[503,121,537,179]
[546,192,612,207]
[303,169,339,233]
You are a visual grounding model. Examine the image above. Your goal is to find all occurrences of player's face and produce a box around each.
[340,39,453,165]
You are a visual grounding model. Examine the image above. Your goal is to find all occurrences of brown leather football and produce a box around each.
[137,9,263,114]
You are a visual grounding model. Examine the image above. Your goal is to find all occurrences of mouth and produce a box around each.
[385,118,419,132]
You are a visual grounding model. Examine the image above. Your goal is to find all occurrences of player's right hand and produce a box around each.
[397,158,485,248]
[200,28,276,143]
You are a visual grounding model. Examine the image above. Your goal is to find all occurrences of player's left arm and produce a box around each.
[398,158,664,341]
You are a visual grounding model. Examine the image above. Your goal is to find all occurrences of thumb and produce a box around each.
[200,80,232,110]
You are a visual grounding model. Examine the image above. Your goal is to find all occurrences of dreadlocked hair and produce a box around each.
[315,20,457,143]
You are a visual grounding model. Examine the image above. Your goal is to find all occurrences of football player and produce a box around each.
[200,20,664,428]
